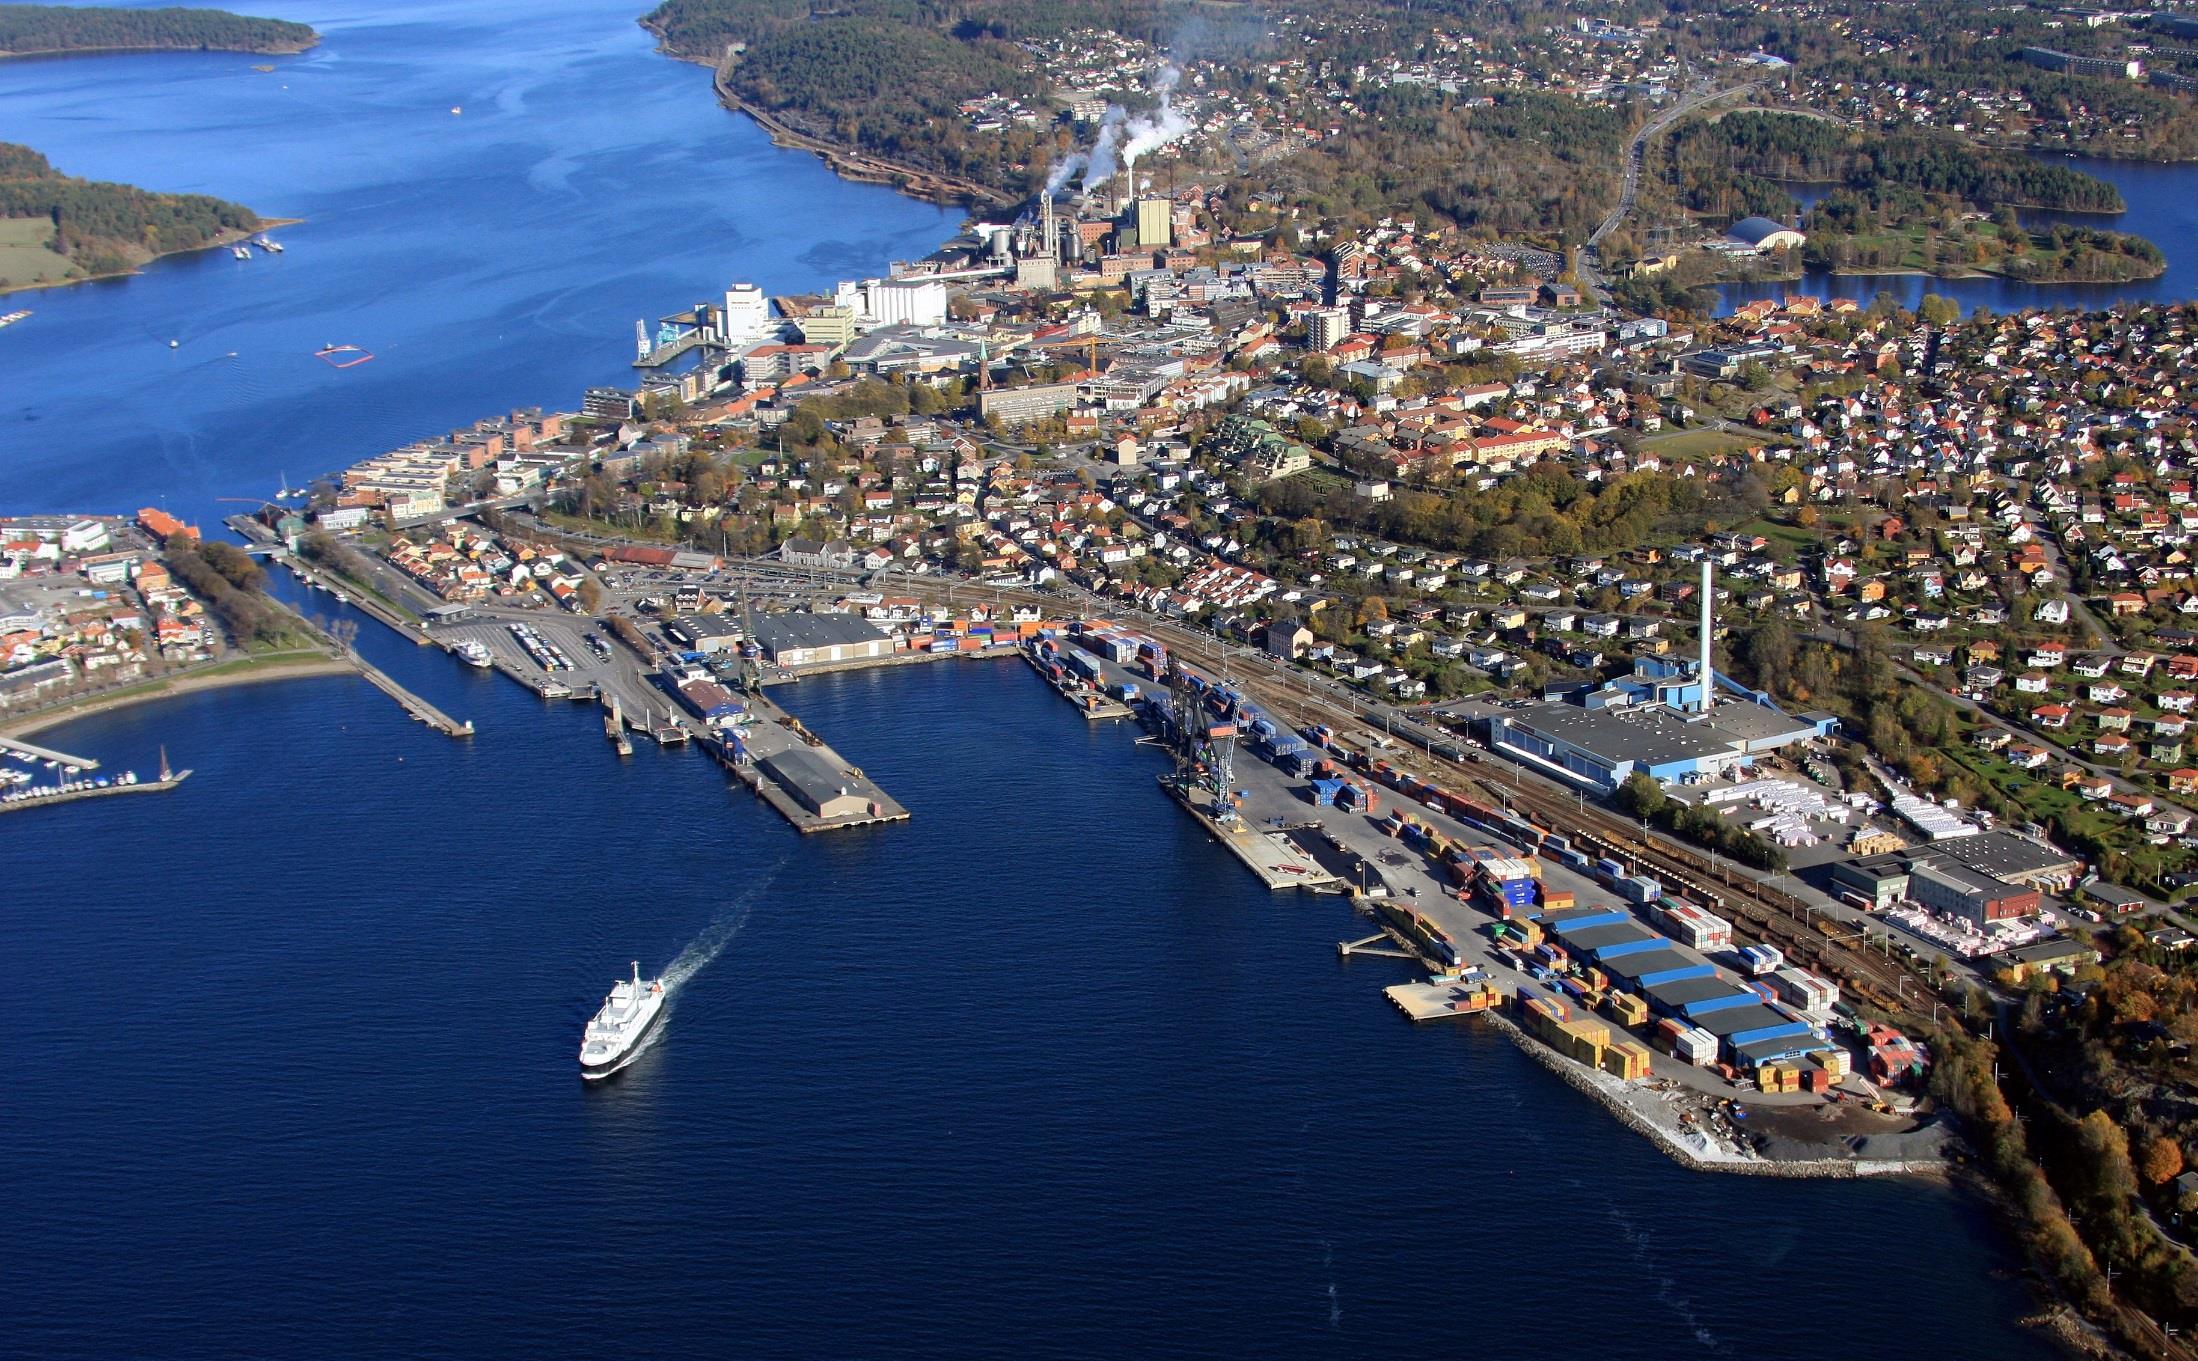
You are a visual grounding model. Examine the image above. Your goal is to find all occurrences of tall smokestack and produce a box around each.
[1699,559,1714,715]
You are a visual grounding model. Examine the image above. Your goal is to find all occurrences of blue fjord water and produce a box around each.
[0,3,2076,1355]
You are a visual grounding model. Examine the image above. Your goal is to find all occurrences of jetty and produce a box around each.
[348,652,472,737]
[1384,979,1507,1023]
[0,769,191,816]
[0,734,99,771]
[721,690,908,834]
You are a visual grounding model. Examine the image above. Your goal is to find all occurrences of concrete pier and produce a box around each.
[0,769,190,816]
[725,691,908,834]
[349,653,473,737]
[1020,648,1134,719]
[1384,980,1506,1022]
[1160,777,1341,891]
[0,734,100,770]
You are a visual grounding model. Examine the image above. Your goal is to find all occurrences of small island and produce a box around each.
[0,4,317,59]
[1655,110,2170,290]
[0,143,267,292]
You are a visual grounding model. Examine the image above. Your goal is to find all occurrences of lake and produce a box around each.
[1715,154,2198,315]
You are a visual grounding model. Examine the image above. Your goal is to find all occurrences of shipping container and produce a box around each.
[1736,943,1785,976]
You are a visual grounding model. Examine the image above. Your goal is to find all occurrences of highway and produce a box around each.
[1578,79,1762,302]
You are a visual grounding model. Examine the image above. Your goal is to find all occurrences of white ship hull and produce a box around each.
[579,963,667,1078]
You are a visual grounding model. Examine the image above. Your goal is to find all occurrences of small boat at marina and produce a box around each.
[580,962,666,1077]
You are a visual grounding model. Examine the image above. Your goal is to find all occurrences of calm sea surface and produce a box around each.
[1716,155,2198,315]
[0,4,2096,1355]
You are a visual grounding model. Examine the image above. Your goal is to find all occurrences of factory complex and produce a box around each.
[1488,563,1836,791]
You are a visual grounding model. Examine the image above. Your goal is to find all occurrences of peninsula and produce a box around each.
[0,4,317,59]
[0,143,269,292]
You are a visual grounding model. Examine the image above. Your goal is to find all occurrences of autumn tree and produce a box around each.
[2141,1136,2184,1188]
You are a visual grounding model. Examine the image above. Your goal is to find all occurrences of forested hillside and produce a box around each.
[0,143,262,289]
[643,0,1240,196]
[1673,113,2127,215]
[0,5,317,56]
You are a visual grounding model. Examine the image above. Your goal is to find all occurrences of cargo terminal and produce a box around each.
[1058,612,1876,1110]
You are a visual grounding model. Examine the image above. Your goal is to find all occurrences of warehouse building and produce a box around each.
[1830,831,2069,918]
[751,613,894,667]
[1929,829,2083,893]
[1541,905,1822,1068]
[1487,696,1827,793]
[665,615,742,655]
[758,746,871,820]
[1908,860,2042,926]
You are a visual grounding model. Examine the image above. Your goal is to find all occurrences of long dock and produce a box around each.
[1020,647,1134,719]
[350,653,473,737]
[0,769,189,816]
[1159,776,1341,891]
[0,734,99,770]
[722,691,909,834]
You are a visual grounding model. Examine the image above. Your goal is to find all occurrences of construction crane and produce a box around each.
[734,575,765,695]
[1166,661,1238,826]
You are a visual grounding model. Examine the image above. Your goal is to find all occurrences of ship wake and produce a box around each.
[661,856,785,995]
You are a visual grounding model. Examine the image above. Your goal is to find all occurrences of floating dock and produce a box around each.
[723,692,908,834]
[1160,776,1341,891]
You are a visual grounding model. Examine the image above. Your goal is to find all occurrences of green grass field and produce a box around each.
[0,217,75,289]
[1639,427,1766,461]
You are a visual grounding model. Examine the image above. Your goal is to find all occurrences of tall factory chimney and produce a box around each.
[1040,191,1056,262]
[1698,559,1714,715]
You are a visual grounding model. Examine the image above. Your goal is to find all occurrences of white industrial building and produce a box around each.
[838,277,949,328]
[721,283,773,344]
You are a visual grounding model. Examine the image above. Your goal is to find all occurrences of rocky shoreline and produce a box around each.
[641,32,1012,210]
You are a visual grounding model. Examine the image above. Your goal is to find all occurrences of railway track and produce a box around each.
[697,564,1939,1018]
[1218,664,1934,1018]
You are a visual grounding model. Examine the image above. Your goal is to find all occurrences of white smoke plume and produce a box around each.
[1050,64,1191,197]
[1044,152,1088,195]
[1080,104,1130,191]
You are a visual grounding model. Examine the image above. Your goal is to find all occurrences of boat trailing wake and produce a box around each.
[661,856,784,995]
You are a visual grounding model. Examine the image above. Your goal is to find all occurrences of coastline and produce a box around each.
[0,216,304,298]
[643,33,1011,209]
[1479,1009,1947,1180]
[0,39,318,61]
[0,654,352,739]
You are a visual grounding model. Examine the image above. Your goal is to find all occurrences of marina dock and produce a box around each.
[0,768,189,816]
[722,691,909,834]
[0,734,100,771]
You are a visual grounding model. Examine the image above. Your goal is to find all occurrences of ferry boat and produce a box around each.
[232,245,252,260]
[0,310,29,329]
[455,640,493,668]
[579,962,666,1077]
[253,236,283,253]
